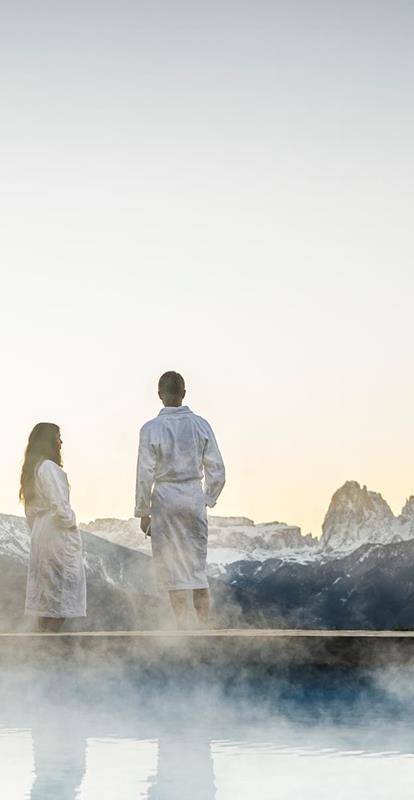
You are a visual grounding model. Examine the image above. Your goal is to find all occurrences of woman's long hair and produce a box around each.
[19,423,62,505]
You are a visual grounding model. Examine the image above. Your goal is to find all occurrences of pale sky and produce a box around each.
[0,1,413,536]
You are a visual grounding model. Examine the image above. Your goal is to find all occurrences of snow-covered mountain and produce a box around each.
[81,517,149,553]
[2,484,414,630]
[217,537,414,629]
[81,515,319,568]
[0,513,158,631]
[0,514,31,561]
[0,513,154,588]
[80,481,414,563]
[398,495,414,539]
[0,513,319,574]
[4,477,414,575]
[207,518,318,571]
[321,481,414,552]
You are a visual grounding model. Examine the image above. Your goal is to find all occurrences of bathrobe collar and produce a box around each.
[158,405,192,416]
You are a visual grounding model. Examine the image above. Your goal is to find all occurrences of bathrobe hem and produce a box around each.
[163,581,209,592]
[24,609,87,618]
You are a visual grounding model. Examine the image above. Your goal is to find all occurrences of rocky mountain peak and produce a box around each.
[400,496,414,520]
[321,480,394,551]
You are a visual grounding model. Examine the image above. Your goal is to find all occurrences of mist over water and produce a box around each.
[1,658,414,799]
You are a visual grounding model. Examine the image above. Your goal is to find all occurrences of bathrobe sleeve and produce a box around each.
[37,460,77,529]
[135,424,157,517]
[202,424,225,508]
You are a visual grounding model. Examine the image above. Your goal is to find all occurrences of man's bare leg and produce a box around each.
[169,590,188,629]
[38,617,65,633]
[193,589,210,627]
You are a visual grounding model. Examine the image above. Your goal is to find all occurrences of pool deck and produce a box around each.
[1,629,414,668]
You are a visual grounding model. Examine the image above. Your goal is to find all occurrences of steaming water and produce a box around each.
[0,664,413,799]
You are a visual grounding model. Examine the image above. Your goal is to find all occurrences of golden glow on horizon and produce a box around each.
[0,2,413,536]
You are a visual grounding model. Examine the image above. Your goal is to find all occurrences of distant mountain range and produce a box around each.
[81,480,414,564]
[1,479,414,630]
[81,515,319,570]
[0,515,161,632]
[219,538,414,630]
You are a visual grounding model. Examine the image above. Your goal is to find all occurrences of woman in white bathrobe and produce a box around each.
[20,423,86,632]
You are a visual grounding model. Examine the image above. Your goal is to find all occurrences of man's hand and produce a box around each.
[141,515,151,535]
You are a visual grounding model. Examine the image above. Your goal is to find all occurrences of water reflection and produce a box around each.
[0,729,33,800]
[1,666,414,799]
[28,715,160,799]
[1,722,414,800]
[30,717,86,800]
[28,724,216,800]
[148,734,215,800]
[80,738,158,799]
[211,740,414,800]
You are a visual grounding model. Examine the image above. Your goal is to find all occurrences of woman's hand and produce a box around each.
[141,515,151,535]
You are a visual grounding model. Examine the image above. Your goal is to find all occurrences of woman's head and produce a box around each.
[19,423,62,504]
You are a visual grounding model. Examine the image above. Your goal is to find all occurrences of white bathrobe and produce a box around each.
[25,459,87,618]
[135,406,225,591]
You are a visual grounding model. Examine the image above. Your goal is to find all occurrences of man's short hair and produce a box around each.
[158,371,186,398]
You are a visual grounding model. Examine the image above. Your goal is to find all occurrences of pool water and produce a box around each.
[0,664,413,799]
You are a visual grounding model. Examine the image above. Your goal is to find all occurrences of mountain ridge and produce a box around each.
[1,480,414,630]
[3,477,414,568]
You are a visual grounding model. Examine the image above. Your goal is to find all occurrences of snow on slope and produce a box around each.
[81,517,149,553]
[3,480,414,570]
[81,515,318,568]
[0,513,155,602]
[398,495,414,540]
[83,484,414,565]
[0,514,30,561]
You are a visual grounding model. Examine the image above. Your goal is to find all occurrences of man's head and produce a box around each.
[158,371,186,407]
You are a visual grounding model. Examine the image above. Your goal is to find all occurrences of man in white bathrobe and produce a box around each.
[135,371,225,627]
